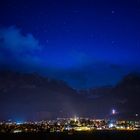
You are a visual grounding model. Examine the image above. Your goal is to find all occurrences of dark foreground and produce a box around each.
[0,131,140,140]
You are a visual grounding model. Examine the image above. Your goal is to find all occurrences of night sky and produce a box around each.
[0,0,140,121]
[0,0,140,89]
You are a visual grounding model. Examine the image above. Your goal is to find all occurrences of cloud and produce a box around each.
[0,26,133,89]
[0,26,43,71]
[0,27,40,51]
[0,26,92,71]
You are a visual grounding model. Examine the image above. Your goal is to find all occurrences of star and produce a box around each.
[46,40,49,43]
[111,40,115,45]
[111,10,115,14]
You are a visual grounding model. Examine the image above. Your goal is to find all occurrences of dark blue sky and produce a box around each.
[0,0,140,89]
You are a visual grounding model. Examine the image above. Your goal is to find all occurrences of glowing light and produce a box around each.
[136,114,138,117]
[109,123,114,128]
[13,130,22,133]
[65,126,72,131]
[112,109,116,115]
[74,126,91,131]
[74,116,77,122]
[16,120,24,125]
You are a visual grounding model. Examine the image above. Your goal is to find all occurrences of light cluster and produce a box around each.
[0,117,140,133]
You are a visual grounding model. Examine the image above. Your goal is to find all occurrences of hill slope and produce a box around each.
[0,71,140,120]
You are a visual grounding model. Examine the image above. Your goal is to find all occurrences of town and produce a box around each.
[0,117,140,134]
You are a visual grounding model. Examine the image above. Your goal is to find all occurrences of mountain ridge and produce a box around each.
[0,70,140,121]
